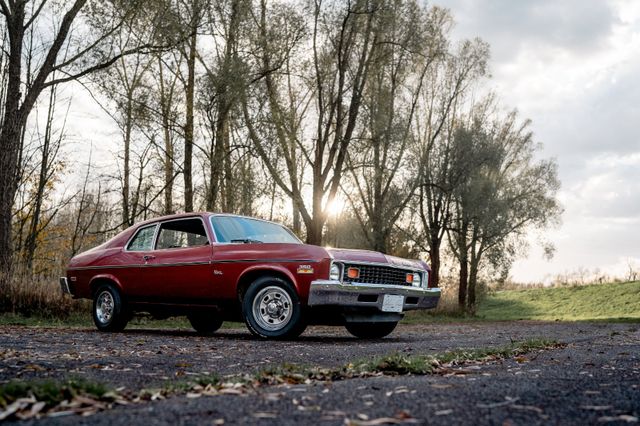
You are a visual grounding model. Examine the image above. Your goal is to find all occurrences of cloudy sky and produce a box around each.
[433,0,640,282]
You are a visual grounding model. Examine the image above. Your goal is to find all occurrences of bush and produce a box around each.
[0,269,89,319]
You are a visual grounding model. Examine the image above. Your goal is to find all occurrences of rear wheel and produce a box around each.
[93,284,129,332]
[242,276,306,339]
[345,321,398,339]
[187,311,223,335]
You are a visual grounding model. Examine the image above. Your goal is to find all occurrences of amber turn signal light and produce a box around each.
[347,267,360,279]
[406,273,414,284]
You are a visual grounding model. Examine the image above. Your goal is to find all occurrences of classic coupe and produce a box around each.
[61,213,440,339]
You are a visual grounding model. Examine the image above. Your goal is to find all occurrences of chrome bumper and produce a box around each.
[308,279,441,311]
[59,277,71,295]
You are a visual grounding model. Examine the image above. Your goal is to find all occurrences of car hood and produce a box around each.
[326,248,429,271]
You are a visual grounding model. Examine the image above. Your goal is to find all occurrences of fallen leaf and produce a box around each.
[598,415,638,423]
[253,412,278,419]
[346,417,403,425]
[581,406,613,411]
[430,384,453,389]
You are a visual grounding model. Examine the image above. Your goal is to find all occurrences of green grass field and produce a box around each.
[478,281,640,322]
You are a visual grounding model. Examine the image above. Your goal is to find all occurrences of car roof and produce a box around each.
[133,212,284,228]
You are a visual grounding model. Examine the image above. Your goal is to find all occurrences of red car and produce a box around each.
[61,213,440,339]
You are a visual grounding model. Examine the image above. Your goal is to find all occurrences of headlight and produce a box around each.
[330,263,341,281]
[412,272,422,288]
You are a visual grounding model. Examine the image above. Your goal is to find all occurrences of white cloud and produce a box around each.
[435,0,640,281]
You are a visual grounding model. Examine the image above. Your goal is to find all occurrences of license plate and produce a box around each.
[381,295,404,312]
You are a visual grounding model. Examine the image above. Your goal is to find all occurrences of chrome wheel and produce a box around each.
[95,290,114,324]
[252,286,293,331]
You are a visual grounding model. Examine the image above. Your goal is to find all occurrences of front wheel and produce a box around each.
[242,276,306,339]
[345,321,398,339]
[93,284,129,332]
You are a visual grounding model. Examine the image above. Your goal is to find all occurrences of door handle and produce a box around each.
[143,255,156,262]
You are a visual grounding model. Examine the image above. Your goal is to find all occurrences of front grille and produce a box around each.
[342,263,414,286]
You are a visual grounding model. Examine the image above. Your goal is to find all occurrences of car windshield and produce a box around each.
[210,216,301,244]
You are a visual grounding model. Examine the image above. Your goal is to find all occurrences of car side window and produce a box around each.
[127,225,156,251]
[156,218,209,250]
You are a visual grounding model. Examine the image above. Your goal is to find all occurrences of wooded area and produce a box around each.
[0,0,561,313]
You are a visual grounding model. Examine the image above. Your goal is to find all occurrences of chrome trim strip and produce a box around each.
[68,261,212,271]
[308,279,441,311]
[212,258,318,264]
[60,277,71,295]
[68,258,318,271]
[332,260,426,274]
[309,279,441,295]
[208,214,303,245]
[123,215,212,253]
[154,216,213,250]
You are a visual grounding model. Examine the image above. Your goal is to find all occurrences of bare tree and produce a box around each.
[198,0,250,212]
[0,0,169,278]
[345,4,448,253]
[93,47,153,228]
[22,82,68,269]
[244,0,383,245]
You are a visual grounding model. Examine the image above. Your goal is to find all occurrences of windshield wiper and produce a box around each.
[230,238,263,244]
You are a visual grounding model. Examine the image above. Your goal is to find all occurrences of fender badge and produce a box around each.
[297,265,314,274]
[213,270,224,275]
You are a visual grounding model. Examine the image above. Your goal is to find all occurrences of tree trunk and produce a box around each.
[292,200,301,235]
[121,96,132,229]
[305,223,323,246]
[183,22,197,213]
[467,254,479,314]
[456,222,469,311]
[308,170,325,245]
[429,238,441,288]
[24,87,57,270]
[0,3,27,277]
[457,252,468,311]
[158,58,174,215]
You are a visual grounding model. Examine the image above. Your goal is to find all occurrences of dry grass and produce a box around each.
[0,270,88,319]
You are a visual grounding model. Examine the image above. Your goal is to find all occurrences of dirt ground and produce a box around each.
[1,321,639,425]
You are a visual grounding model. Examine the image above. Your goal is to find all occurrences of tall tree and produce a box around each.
[199,0,249,212]
[448,106,562,312]
[345,3,448,253]
[244,0,383,245]
[175,0,207,212]
[412,38,489,288]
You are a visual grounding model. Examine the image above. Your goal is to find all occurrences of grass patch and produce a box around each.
[0,379,108,409]
[253,338,560,384]
[478,281,640,322]
[356,338,559,375]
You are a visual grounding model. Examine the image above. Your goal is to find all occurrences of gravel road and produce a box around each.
[1,321,639,425]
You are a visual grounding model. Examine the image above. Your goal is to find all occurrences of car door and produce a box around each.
[117,223,159,298]
[139,217,214,302]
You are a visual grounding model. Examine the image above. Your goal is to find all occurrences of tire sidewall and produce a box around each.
[242,276,304,339]
[92,284,125,332]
